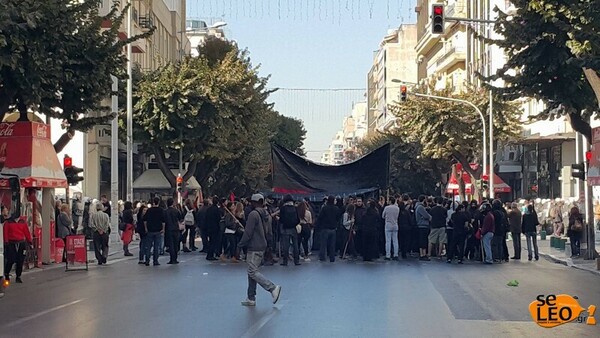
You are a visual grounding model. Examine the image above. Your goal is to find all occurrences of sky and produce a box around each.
[186,0,417,160]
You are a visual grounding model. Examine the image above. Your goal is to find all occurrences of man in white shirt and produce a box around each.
[382,197,400,260]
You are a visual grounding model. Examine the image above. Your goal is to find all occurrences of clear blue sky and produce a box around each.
[187,0,416,160]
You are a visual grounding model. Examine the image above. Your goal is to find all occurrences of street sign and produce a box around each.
[65,235,88,271]
[588,127,600,185]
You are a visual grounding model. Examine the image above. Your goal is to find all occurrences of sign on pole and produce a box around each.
[587,127,600,186]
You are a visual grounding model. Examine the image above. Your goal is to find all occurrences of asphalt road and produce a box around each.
[1,249,599,338]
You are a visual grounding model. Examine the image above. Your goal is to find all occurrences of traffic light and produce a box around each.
[400,85,408,102]
[432,4,445,34]
[571,163,586,180]
[63,155,84,186]
[176,174,183,193]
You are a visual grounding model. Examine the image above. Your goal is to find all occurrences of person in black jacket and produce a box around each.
[164,198,182,264]
[491,199,509,263]
[567,206,584,257]
[397,201,413,259]
[195,199,209,253]
[205,197,222,261]
[447,204,470,264]
[317,195,340,262]
[278,195,301,266]
[522,204,540,261]
[361,201,380,261]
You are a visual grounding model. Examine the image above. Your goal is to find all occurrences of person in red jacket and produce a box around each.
[3,212,33,284]
[480,203,495,265]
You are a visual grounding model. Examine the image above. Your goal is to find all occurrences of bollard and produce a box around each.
[550,236,556,248]
[540,230,547,240]
[597,258,600,270]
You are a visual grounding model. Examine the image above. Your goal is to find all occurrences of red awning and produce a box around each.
[446,164,511,194]
[0,122,67,188]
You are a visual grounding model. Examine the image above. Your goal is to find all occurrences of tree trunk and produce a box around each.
[567,111,593,143]
[583,68,600,108]
[54,131,74,153]
[153,145,177,188]
[16,101,28,121]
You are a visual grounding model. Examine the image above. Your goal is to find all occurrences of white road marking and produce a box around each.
[5,299,84,327]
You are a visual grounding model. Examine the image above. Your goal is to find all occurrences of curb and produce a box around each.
[538,251,600,276]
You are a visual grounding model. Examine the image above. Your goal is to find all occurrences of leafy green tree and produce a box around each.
[486,0,599,141]
[129,38,276,190]
[0,0,151,152]
[358,134,449,196]
[272,115,306,156]
[388,86,521,196]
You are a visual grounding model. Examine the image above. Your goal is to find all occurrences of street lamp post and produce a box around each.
[391,80,488,194]
[126,0,133,203]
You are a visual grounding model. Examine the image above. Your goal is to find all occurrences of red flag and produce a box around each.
[229,192,235,202]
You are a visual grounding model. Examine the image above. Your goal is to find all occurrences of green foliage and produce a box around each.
[358,134,449,196]
[0,0,151,150]
[129,37,305,194]
[388,86,522,180]
[272,115,306,156]
[486,0,599,140]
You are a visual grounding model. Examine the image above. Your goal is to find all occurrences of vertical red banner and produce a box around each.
[66,235,87,264]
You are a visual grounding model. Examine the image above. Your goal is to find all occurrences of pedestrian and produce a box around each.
[397,200,412,259]
[136,204,148,264]
[3,208,32,284]
[317,195,339,262]
[491,199,508,263]
[361,201,380,261]
[552,200,564,237]
[567,206,584,258]
[90,202,111,265]
[182,199,196,252]
[353,197,367,258]
[415,195,432,261]
[447,204,469,264]
[341,203,357,259]
[143,197,165,266]
[382,197,400,260]
[480,202,495,264]
[224,201,240,263]
[278,195,301,266]
[100,195,111,217]
[428,197,447,258]
[56,203,73,262]
[164,198,182,264]
[465,200,482,260]
[205,197,221,261]
[297,201,313,261]
[507,202,522,260]
[522,204,540,261]
[238,194,281,307]
[121,201,135,257]
[196,199,209,253]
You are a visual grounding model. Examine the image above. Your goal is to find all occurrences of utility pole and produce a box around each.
[110,76,120,244]
[126,0,133,203]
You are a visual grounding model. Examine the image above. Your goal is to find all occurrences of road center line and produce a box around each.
[5,299,84,328]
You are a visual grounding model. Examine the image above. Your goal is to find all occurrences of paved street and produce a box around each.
[1,247,599,338]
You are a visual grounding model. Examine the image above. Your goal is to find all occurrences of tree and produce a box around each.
[0,0,151,152]
[129,38,276,191]
[358,134,449,196]
[388,86,521,196]
[272,115,306,156]
[486,0,600,141]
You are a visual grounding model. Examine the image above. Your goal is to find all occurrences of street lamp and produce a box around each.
[392,78,488,193]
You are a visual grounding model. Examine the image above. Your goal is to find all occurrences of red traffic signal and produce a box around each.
[400,86,408,102]
[585,151,592,162]
[63,155,72,168]
[432,5,445,34]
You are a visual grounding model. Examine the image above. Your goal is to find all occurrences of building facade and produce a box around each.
[322,102,368,165]
[77,0,188,200]
[414,0,578,200]
[366,24,418,133]
[186,19,227,57]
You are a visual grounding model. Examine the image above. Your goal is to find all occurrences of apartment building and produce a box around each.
[322,102,368,165]
[414,0,577,200]
[366,24,418,133]
[186,19,227,57]
[78,0,189,199]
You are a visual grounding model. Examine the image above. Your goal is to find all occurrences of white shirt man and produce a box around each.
[382,198,400,260]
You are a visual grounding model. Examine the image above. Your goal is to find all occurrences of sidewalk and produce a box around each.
[517,231,600,276]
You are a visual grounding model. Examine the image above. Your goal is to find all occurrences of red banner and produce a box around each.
[66,235,87,264]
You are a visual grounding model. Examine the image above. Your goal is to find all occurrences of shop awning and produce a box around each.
[133,169,201,190]
[446,164,511,194]
[0,121,67,188]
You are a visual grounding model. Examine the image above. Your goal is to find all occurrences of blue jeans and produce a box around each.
[146,232,162,263]
[138,236,148,262]
[482,232,494,263]
[525,232,539,259]
[319,229,336,262]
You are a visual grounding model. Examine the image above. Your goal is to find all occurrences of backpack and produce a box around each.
[184,207,195,226]
[280,205,299,229]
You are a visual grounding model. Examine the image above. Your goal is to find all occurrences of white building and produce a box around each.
[322,102,369,165]
[186,19,227,57]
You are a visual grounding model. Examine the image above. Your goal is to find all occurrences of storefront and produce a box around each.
[446,163,512,201]
[0,121,68,265]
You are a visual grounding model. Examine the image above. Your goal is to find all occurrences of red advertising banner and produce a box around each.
[588,127,600,186]
[65,235,88,271]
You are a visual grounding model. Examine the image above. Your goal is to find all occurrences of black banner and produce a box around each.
[271,143,390,196]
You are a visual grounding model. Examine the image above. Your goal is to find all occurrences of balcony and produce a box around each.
[435,46,466,73]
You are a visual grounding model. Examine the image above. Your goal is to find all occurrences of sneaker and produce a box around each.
[183,248,191,253]
[241,299,256,307]
[231,257,240,263]
[138,261,145,264]
[15,277,23,284]
[384,257,391,261]
[304,257,311,262]
[392,257,399,261]
[419,256,430,261]
[271,285,282,304]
